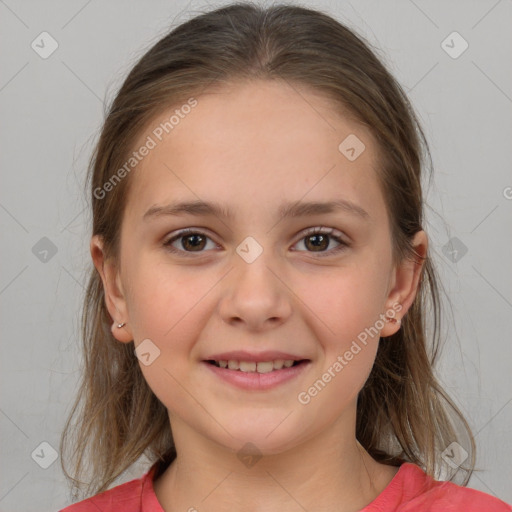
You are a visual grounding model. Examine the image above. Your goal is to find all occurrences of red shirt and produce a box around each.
[59,461,511,511]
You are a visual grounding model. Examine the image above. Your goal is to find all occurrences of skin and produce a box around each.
[91,79,427,512]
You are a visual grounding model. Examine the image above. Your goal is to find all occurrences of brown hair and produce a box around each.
[60,1,477,499]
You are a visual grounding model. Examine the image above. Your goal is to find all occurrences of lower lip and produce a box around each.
[202,360,311,391]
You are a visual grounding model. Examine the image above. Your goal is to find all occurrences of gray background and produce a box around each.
[1,0,511,510]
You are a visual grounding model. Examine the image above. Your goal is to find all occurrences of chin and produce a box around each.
[210,413,305,455]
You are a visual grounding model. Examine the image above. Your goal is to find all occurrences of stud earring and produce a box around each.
[385,316,401,326]
[117,322,126,328]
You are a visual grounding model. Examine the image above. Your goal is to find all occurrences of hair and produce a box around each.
[60,1,477,500]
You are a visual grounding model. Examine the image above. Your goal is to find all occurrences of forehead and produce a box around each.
[125,79,386,222]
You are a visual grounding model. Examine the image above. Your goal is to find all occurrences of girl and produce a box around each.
[58,2,511,511]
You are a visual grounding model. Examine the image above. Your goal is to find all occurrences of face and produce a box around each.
[93,79,426,456]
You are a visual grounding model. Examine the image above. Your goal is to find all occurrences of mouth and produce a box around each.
[204,358,309,373]
[202,357,311,391]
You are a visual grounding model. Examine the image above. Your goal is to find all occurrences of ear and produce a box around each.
[380,230,428,337]
[90,234,133,343]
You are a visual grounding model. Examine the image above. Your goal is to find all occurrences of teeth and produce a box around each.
[239,361,256,372]
[214,359,299,373]
[255,361,273,373]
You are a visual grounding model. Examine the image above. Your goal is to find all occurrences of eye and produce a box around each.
[162,227,349,257]
[163,228,218,256]
[292,227,348,256]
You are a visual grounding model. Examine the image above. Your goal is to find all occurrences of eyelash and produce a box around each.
[162,227,349,258]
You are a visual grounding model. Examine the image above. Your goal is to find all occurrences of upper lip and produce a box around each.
[204,350,308,363]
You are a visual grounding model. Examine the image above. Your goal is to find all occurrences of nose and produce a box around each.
[218,249,292,332]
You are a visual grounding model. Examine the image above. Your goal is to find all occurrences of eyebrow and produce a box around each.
[143,198,370,222]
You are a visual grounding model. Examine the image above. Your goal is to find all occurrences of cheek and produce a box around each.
[124,265,211,407]
[295,271,386,416]
[124,253,208,338]
[295,260,389,394]
[301,262,389,339]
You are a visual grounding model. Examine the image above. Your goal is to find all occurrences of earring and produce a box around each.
[385,316,401,326]
[117,322,126,328]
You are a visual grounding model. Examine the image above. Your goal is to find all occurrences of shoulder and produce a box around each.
[58,464,158,512]
[58,477,144,512]
[408,481,512,511]
[398,463,511,511]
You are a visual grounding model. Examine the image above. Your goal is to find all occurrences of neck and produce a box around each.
[153,407,397,512]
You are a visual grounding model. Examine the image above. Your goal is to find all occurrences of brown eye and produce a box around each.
[293,228,348,256]
[163,227,349,258]
[163,229,216,255]
[180,233,207,251]
[304,233,329,252]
